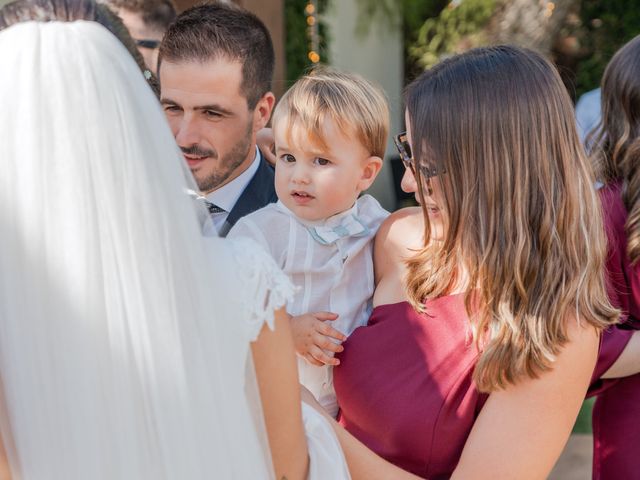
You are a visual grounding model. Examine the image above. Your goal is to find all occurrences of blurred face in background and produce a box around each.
[117,8,163,73]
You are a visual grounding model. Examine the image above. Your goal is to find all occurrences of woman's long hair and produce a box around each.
[405,45,618,392]
[590,35,640,264]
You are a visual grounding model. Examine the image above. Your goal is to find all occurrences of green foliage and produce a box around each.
[400,0,450,82]
[354,0,446,35]
[574,1,640,98]
[572,398,594,434]
[403,0,449,36]
[284,0,330,87]
[409,0,496,69]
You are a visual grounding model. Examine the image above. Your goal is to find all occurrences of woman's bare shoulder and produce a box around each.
[374,207,424,293]
[376,207,424,251]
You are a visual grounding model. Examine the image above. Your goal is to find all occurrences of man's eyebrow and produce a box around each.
[158,99,234,117]
[160,97,179,106]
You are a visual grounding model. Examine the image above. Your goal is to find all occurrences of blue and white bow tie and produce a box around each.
[307,215,370,245]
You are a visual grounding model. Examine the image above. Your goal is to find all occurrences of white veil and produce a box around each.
[0,20,284,479]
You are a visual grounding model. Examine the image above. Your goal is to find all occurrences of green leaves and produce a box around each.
[410,0,497,69]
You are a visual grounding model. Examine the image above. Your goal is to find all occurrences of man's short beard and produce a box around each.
[197,121,253,192]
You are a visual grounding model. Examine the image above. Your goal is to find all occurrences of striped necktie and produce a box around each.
[205,201,225,214]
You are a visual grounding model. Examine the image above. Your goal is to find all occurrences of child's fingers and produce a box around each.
[318,322,347,342]
[304,353,324,367]
[314,333,344,353]
[312,311,339,321]
[309,345,340,366]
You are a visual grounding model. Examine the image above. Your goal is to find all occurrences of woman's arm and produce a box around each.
[326,420,422,480]
[452,320,599,479]
[251,308,309,480]
[299,388,420,480]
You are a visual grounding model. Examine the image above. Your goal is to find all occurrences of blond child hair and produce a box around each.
[272,66,389,159]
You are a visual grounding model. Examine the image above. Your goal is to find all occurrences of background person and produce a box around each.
[101,0,176,74]
[587,33,640,480]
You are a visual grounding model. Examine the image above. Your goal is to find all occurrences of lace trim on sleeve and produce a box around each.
[228,237,295,341]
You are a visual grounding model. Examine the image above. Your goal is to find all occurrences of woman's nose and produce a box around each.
[400,166,417,193]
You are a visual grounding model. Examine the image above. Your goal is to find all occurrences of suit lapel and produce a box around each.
[221,149,277,237]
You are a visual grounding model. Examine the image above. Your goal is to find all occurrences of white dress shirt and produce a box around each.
[575,87,601,146]
[205,146,260,234]
[228,195,389,417]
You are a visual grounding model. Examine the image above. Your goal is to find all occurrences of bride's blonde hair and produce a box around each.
[405,46,619,392]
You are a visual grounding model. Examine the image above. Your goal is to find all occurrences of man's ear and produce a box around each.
[357,156,383,191]
[253,92,276,132]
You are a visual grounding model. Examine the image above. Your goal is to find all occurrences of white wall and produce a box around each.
[324,0,404,211]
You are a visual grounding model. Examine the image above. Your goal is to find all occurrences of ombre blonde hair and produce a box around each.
[271,66,389,158]
[589,35,640,264]
[405,46,619,392]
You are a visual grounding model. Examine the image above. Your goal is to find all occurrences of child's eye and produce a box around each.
[280,154,296,163]
[314,157,330,166]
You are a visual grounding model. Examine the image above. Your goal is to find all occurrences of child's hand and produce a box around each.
[289,312,346,367]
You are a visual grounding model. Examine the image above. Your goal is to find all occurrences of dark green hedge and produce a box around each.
[574,1,640,97]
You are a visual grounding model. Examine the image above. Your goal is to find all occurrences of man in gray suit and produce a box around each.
[158,1,277,236]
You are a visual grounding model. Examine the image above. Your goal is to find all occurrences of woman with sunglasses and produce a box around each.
[298,45,640,479]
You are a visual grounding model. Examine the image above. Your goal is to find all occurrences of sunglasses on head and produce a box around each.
[393,131,446,179]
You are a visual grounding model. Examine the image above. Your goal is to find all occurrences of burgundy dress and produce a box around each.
[591,182,640,480]
[334,295,488,479]
[335,293,631,479]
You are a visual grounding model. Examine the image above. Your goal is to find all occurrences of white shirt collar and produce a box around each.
[275,198,359,228]
[205,146,260,212]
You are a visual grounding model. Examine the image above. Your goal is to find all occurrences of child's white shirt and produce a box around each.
[228,194,389,417]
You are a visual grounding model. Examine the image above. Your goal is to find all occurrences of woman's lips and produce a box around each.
[425,203,440,214]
